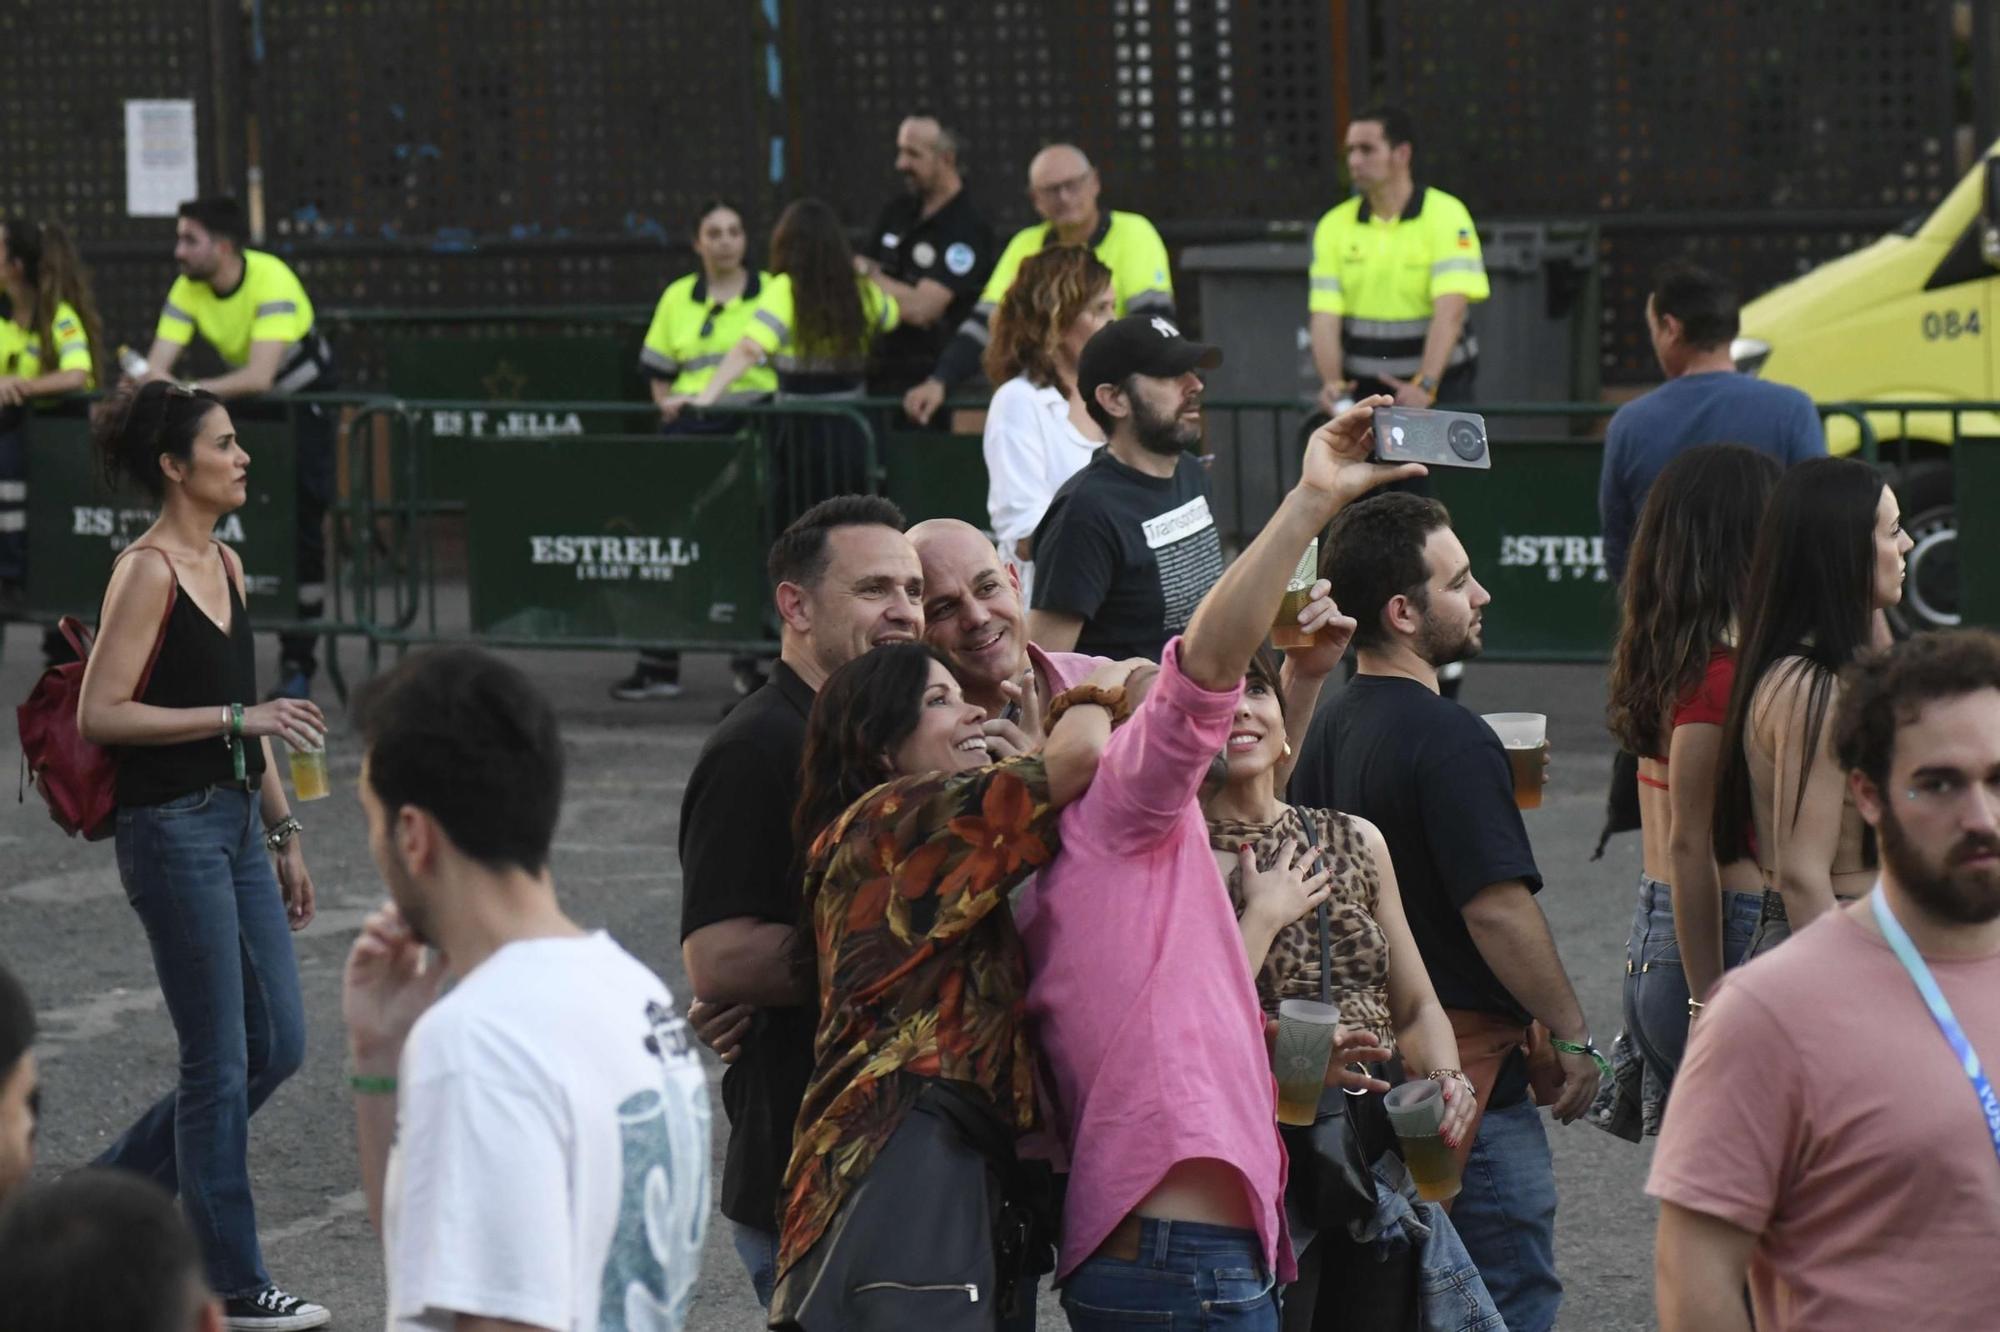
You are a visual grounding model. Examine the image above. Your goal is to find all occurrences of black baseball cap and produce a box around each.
[1078,314,1223,404]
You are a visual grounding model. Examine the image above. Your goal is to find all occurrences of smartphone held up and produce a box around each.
[1371,406,1492,471]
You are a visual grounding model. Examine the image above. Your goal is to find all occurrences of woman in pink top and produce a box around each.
[1019,398,1423,1329]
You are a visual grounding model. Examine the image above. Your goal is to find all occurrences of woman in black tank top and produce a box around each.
[73,382,334,1327]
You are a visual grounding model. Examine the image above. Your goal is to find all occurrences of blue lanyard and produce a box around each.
[1870,886,2000,1167]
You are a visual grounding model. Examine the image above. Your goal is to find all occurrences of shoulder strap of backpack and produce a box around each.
[107,545,181,694]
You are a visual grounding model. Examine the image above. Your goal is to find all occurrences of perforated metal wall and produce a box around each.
[785,0,1344,235]
[0,0,1973,390]
[1356,0,1959,215]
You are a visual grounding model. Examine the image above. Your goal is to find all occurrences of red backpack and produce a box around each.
[16,547,178,840]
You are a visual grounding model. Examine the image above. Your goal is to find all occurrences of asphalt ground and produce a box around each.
[2,622,1661,1330]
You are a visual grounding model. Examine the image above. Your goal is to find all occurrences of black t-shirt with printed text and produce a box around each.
[1029,448,1224,662]
[865,188,995,394]
[677,660,818,1231]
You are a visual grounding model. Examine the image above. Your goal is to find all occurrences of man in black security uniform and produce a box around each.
[855,115,994,410]
[676,496,924,1311]
[1026,314,1225,660]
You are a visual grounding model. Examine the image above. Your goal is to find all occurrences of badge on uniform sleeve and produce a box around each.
[946,242,976,276]
[1457,228,1472,249]
[912,241,937,269]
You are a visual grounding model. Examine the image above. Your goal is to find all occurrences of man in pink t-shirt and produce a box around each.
[1018,388,1425,1328]
[1649,630,2000,1332]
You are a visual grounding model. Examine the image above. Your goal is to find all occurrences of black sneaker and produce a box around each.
[610,665,683,701]
[222,1286,331,1329]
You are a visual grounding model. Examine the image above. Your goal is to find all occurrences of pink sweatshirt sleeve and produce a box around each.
[1080,636,1243,855]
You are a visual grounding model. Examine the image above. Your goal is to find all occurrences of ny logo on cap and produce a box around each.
[1151,317,1181,339]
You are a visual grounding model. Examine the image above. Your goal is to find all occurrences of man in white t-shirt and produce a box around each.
[341,647,711,1332]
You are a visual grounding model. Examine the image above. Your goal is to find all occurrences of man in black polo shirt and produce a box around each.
[856,115,994,406]
[1026,314,1225,660]
[676,495,924,1309]
[1289,491,1599,1332]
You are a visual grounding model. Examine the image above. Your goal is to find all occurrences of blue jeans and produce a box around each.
[731,1220,780,1309]
[1062,1218,1278,1330]
[1624,877,1762,1086]
[1450,1097,1560,1332]
[97,785,306,1298]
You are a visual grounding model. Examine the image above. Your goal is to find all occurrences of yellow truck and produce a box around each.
[1733,144,2000,631]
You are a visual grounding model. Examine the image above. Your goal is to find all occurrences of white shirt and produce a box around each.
[384,933,711,1332]
[983,375,1102,545]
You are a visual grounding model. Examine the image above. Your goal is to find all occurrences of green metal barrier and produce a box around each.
[357,398,883,655]
[23,403,298,622]
[16,388,1990,676]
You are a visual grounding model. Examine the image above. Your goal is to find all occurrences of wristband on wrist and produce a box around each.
[1549,1035,1613,1081]
[348,1072,398,1096]
[1046,684,1131,731]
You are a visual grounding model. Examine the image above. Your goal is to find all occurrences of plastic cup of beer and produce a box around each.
[1384,1078,1462,1202]
[1272,998,1340,1126]
[1483,712,1549,811]
[287,735,331,802]
[1269,539,1320,651]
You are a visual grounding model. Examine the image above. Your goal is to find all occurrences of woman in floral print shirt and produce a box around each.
[769,641,1143,1330]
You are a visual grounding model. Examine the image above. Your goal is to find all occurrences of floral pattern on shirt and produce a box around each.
[778,755,1058,1273]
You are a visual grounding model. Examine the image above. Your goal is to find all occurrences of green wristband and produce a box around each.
[1550,1037,1613,1082]
[348,1073,398,1096]
[230,702,244,737]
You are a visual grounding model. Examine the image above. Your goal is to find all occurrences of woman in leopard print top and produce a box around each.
[1203,647,1468,1112]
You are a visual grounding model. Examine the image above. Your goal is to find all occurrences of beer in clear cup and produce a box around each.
[1384,1078,1462,1201]
[1269,540,1319,651]
[1482,712,1548,811]
[288,737,330,802]
[1272,997,1339,1126]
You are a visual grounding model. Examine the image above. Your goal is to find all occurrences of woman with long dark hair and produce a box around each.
[0,218,107,598]
[1712,456,1912,957]
[1597,445,1781,1131]
[981,246,1115,604]
[75,381,331,1329]
[770,641,1140,1331]
[695,198,900,512]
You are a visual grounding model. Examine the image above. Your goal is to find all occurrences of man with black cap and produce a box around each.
[1026,314,1224,660]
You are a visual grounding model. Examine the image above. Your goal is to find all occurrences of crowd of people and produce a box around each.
[2,103,1998,1332]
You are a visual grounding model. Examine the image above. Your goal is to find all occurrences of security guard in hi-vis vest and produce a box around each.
[902,143,1173,425]
[614,198,777,704]
[138,196,338,700]
[1310,105,1489,421]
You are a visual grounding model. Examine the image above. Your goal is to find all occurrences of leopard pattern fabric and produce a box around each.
[1207,803,1396,1053]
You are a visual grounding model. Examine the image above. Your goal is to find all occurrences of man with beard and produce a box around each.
[1026,314,1224,661]
[341,647,711,1332]
[1651,629,2000,1332]
[1290,491,1597,1332]
[856,115,994,406]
